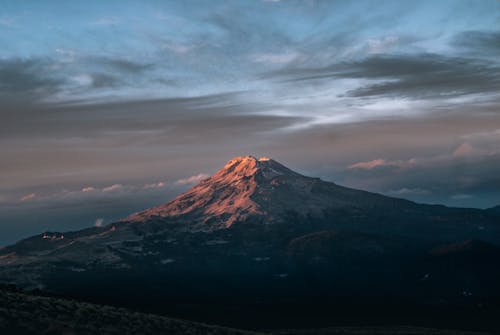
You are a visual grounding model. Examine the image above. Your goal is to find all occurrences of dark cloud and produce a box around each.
[86,73,120,88]
[71,57,157,91]
[268,53,500,99]
[0,58,64,102]
[0,56,158,105]
[97,58,154,73]
[0,91,297,138]
[453,30,500,55]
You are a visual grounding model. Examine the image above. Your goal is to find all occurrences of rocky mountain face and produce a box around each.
[125,156,399,228]
[0,156,499,328]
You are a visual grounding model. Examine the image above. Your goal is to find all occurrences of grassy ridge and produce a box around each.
[0,287,259,335]
[0,287,493,335]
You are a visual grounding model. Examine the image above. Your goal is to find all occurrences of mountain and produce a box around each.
[126,155,418,228]
[488,205,500,215]
[0,156,499,330]
[120,155,499,242]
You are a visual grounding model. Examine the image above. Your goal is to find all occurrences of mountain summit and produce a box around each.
[126,156,320,228]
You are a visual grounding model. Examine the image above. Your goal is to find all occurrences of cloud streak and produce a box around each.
[176,173,210,186]
[268,53,500,100]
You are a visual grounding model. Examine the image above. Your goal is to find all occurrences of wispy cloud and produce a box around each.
[268,53,500,100]
[451,194,473,200]
[20,193,36,202]
[163,42,193,55]
[387,188,431,196]
[348,158,414,170]
[143,181,166,189]
[453,143,475,158]
[176,173,209,185]
[348,159,387,170]
[250,52,300,64]
[94,218,104,227]
[102,184,124,192]
[10,181,172,206]
[367,35,399,54]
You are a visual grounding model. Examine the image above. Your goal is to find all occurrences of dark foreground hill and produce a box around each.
[0,286,493,335]
[0,286,257,335]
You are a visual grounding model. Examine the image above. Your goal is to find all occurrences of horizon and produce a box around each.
[1,0,500,245]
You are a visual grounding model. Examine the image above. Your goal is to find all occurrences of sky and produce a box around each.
[1,0,499,245]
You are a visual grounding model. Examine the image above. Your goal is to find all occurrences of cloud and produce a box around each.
[91,57,154,74]
[451,194,473,200]
[0,58,64,101]
[452,142,475,158]
[163,42,193,55]
[367,35,399,54]
[348,159,387,170]
[70,73,119,89]
[7,180,177,208]
[453,129,500,158]
[176,173,209,185]
[387,188,431,196]
[143,181,166,189]
[453,30,500,56]
[460,128,500,152]
[338,128,500,208]
[102,184,123,192]
[0,54,156,106]
[251,52,300,64]
[20,193,36,202]
[55,48,77,58]
[348,158,413,170]
[268,53,500,100]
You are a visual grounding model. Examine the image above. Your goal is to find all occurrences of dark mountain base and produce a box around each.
[37,269,500,333]
[0,286,495,335]
[274,327,491,335]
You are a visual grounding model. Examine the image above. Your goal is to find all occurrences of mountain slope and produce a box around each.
[124,156,495,239]
[488,205,500,215]
[128,155,401,225]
